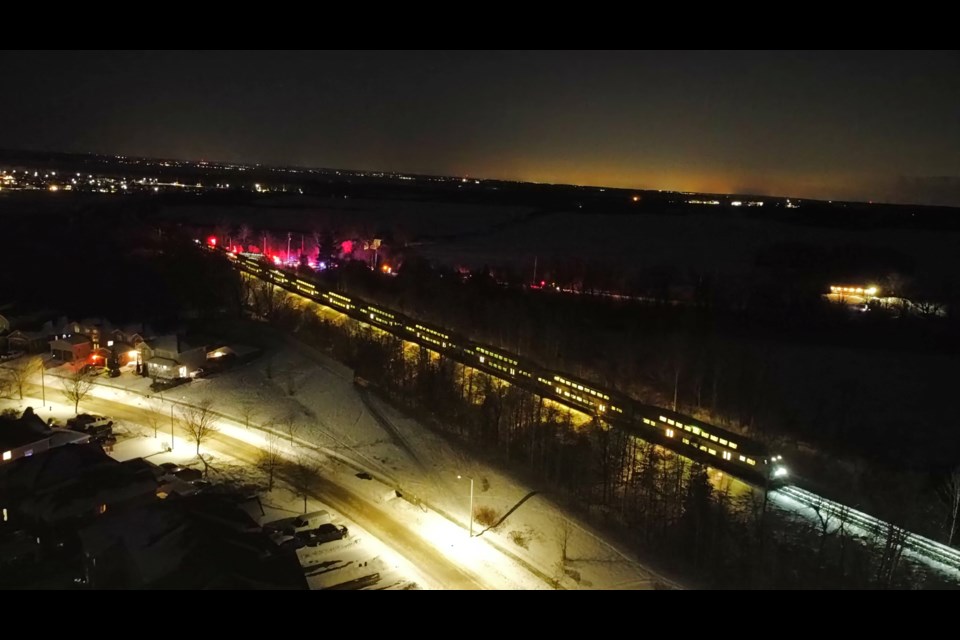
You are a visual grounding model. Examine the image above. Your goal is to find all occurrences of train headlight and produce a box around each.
[773,466,789,478]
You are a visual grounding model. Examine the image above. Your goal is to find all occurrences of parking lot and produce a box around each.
[260,507,422,590]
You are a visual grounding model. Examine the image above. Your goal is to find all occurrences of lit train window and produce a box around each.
[665,428,674,437]
[666,418,675,425]
[719,438,728,446]
[700,431,709,439]
[729,443,737,450]
[710,435,719,443]
[684,425,692,432]
[691,427,700,435]
[682,438,690,444]
[747,459,756,466]
[659,416,667,422]
[708,448,716,456]
[722,451,732,460]
[739,455,746,462]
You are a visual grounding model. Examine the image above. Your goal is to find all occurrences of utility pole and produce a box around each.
[170,404,175,451]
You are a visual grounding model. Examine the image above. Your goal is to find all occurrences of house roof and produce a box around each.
[8,329,49,340]
[50,334,91,347]
[48,428,91,447]
[0,422,50,450]
[0,443,112,491]
[0,408,52,450]
[145,335,179,353]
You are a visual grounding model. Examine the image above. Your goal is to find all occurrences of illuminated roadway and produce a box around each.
[22,381,488,590]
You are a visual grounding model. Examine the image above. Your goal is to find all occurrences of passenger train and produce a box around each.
[214,244,787,486]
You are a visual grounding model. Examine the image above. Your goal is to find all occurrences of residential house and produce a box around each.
[0,408,53,464]
[6,325,53,353]
[0,444,157,529]
[0,408,88,466]
[108,323,150,348]
[139,335,206,380]
[48,334,92,363]
[79,496,307,589]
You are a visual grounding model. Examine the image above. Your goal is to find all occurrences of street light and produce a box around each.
[457,474,474,538]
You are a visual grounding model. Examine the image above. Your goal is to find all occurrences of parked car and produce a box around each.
[67,414,113,440]
[263,510,331,535]
[158,462,185,474]
[173,467,203,482]
[302,523,348,547]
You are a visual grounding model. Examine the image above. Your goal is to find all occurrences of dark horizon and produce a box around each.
[1,50,958,207]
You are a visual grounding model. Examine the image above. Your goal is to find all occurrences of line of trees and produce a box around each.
[234,249,960,552]
[258,288,954,587]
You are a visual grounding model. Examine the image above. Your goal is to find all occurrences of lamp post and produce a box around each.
[457,474,474,538]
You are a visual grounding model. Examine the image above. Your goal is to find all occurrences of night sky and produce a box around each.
[1,50,958,205]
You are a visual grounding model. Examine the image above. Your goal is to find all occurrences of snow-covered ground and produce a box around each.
[7,346,674,590]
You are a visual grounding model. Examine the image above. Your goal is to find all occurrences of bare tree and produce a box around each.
[275,411,300,446]
[258,433,284,491]
[2,356,40,401]
[142,398,164,438]
[179,399,218,456]
[811,498,836,563]
[288,454,321,513]
[283,370,301,396]
[874,522,908,588]
[557,516,571,564]
[238,399,259,429]
[940,466,960,546]
[238,223,252,250]
[61,368,95,414]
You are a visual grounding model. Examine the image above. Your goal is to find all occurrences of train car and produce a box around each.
[633,403,787,483]
[462,341,534,381]
[358,302,405,330]
[405,318,458,351]
[540,371,632,418]
[293,277,318,298]
[322,290,356,312]
[265,268,290,287]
